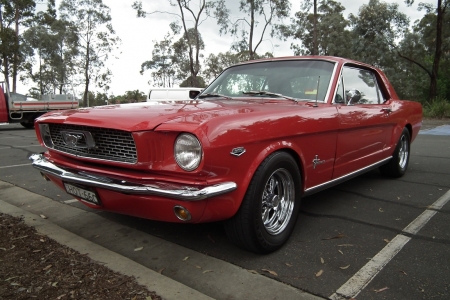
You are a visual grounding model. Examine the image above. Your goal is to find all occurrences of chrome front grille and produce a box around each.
[49,124,137,163]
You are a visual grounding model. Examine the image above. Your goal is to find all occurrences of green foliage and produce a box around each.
[108,90,147,104]
[60,0,121,107]
[140,32,176,87]
[212,0,291,60]
[0,0,37,92]
[422,98,450,118]
[22,2,79,95]
[280,0,352,57]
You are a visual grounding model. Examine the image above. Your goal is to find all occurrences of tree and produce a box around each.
[279,0,352,57]
[348,0,409,68]
[59,0,121,107]
[0,0,36,92]
[203,51,241,83]
[212,0,290,60]
[140,32,176,87]
[22,0,79,95]
[404,0,449,102]
[133,0,209,87]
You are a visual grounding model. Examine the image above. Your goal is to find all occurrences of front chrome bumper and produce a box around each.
[29,153,237,201]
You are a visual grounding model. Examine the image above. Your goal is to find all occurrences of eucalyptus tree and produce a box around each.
[0,0,36,92]
[212,0,290,60]
[132,0,209,87]
[203,51,240,83]
[140,32,176,87]
[172,26,206,86]
[59,0,121,107]
[349,0,409,69]
[22,1,79,95]
[404,0,449,102]
[279,0,352,58]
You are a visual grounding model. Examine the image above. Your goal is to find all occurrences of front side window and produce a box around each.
[202,60,336,102]
[342,66,380,105]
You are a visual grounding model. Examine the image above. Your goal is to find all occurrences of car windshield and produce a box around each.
[201,60,335,102]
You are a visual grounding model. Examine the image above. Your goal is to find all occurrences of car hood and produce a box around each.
[37,99,315,132]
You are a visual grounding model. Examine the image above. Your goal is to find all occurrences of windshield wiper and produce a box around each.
[242,91,298,103]
[198,93,231,100]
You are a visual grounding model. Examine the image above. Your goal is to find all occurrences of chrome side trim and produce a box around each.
[29,153,237,201]
[303,157,392,197]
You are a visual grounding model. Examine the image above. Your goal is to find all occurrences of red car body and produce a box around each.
[31,56,422,253]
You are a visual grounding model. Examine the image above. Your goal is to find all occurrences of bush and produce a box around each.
[422,98,450,119]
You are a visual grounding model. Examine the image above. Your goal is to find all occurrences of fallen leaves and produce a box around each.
[39,214,47,219]
[340,265,350,270]
[134,247,143,252]
[374,286,389,293]
[315,270,323,277]
[320,257,325,264]
[42,265,52,271]
[322,233,346,240]
[261,269,278,276]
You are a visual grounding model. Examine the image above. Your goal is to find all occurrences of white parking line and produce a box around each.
[0,163,31,169]
[330,189,450,300]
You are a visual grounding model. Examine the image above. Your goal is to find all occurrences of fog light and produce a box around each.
[174,205,191,221]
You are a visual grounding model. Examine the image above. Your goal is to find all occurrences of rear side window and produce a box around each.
[342,67,381,105]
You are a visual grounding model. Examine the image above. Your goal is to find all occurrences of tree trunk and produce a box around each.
[313,0,317,55]
[83,42,90,107]
[249,0,255,60]
[429,0,444,103]
[12,4,20,93]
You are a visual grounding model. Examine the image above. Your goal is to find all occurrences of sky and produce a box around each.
[14,0,435,97]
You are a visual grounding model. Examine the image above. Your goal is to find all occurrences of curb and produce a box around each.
[0,199,212,300]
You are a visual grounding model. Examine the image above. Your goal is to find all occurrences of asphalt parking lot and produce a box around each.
[1,122,449,299]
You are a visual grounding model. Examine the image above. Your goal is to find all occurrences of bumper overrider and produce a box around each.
[29,153,237,201]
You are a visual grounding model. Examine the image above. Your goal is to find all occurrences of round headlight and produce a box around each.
[174,133,202,171]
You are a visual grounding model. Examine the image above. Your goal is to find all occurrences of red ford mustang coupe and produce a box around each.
[30,56,422,253]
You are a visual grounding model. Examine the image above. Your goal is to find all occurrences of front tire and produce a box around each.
[224,152,302,253]
[379,128,410,178]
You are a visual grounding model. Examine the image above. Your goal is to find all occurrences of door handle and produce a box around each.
[381,107,392,113]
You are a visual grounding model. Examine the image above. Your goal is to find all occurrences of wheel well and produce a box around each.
[277,148,305,191]
[405,123,412,138]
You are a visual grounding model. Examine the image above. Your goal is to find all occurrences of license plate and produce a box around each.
[64,183,100,205]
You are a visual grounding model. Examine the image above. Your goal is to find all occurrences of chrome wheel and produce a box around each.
[379,128,410,178]
[261,168,295,235]
[398,133,409,170]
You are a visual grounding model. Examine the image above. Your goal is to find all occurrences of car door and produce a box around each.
[332,66,393,179]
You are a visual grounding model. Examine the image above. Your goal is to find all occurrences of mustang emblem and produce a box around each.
[61,130,96,149]
[312,155,325,169]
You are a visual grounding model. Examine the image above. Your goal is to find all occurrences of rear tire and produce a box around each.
[379,128,410,178]
[224,152,302,253]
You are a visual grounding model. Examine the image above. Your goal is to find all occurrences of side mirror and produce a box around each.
[346,89,361,105]
[189,90,201,99]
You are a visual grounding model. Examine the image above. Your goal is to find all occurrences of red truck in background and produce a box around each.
[0,81,79,128]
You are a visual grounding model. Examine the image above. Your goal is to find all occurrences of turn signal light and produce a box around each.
[173,205,191,221]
